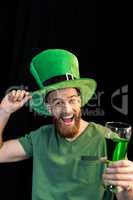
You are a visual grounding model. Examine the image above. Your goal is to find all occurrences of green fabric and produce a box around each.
[29,49,97,116]
[30,49,80,87]
[18,122,119,200]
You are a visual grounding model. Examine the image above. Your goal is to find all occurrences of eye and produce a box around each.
[70,97,78,104]
[55,101,63,106]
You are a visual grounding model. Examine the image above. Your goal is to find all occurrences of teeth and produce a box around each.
[62,116,73,119]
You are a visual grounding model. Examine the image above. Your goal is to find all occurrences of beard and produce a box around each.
[53,112,81,138]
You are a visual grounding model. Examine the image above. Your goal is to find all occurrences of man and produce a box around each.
[0,49,133,200]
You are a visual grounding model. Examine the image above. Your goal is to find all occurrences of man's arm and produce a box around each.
[0,139,29,162]
[0,90,32,163]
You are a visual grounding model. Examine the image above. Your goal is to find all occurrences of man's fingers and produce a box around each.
[103,179,133,189]
[108,160,133,168]
[22,94,32,104]
[8,90,32,103]
[13,90,24,101]
[105,166,133,174]
[8,90,16,102]
[103,160,133,192]
[103,173,133,181]
[16,90,26,101]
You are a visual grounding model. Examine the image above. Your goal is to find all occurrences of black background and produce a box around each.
[0,1,132,200]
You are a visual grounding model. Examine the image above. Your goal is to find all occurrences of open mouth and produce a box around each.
[61,115,74,126]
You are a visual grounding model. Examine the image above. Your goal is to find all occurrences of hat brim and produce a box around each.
[29,78,97,116]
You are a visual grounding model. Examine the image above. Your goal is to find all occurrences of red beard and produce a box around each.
[53,113,81,138]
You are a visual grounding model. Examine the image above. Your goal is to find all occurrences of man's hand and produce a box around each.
[103,160,133,199]
[0,90,32,114]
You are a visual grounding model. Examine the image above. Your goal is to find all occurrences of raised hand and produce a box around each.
[0,90,32,114]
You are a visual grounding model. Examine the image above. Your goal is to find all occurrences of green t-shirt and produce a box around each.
[19,122,119,200]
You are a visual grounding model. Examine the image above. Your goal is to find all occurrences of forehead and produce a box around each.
[47,88,78,100]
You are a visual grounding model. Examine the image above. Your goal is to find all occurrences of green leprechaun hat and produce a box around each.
[29,49,97,116]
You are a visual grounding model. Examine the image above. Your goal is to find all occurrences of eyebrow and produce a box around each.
[52,95,78,103]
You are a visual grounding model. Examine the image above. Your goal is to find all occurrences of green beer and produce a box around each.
[105,122,132,197]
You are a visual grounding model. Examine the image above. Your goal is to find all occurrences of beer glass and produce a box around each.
[105,121,132,193]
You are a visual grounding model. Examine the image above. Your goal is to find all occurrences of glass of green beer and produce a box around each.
[105,121,132,193]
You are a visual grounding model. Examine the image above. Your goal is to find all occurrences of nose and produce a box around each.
[63,102,73,114]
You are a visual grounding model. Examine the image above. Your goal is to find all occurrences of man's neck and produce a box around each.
[65,119,89,142]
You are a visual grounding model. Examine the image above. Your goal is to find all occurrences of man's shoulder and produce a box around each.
[89,122,120,140]
[29,123,55,139]
[38,123,55,133]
